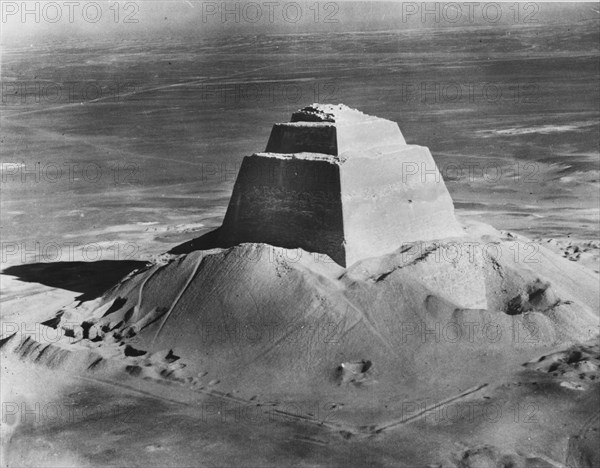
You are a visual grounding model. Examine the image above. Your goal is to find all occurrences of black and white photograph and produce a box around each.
[1,1,599,466]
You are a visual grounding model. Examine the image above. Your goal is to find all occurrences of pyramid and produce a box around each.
[218,104,462,266]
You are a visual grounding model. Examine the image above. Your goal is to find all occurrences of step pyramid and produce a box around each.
[218,104,462,266]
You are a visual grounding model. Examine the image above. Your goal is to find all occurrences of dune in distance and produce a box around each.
[2,105,599,467]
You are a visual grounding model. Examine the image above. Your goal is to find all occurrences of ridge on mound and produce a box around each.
[171,104,462,266]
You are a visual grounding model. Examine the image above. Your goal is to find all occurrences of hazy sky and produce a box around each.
[2,1,598,43]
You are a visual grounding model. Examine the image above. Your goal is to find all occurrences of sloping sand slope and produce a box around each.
[21,220,595,430]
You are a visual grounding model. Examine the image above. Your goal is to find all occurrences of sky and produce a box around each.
[1,1,599,43]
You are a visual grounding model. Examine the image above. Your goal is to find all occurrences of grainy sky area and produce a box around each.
[2,1,598,42]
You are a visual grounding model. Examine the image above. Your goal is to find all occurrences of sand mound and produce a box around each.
[536,237,600,275]
[566,411,600,468]
[17,221,594,425]
[2,105,599,465]
[446,444,556,468]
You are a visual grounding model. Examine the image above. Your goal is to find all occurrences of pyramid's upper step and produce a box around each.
[265,104,406,157]
[291,103,373,123]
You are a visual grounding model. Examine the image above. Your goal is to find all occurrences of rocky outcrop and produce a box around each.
[218,104,462,266]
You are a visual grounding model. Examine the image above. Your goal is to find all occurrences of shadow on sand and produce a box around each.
[3,260,148,302]
[168,228,223,255]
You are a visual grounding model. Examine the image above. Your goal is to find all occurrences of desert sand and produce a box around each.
[2,105,598,467]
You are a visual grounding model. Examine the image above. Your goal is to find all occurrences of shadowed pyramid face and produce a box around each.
[219,104,462,267]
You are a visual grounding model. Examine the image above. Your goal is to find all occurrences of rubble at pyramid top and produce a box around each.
[291,103,370,123]
[267,103,407,156]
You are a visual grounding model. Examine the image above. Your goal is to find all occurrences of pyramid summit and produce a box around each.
[265,103,406,156]
[181,104,462,266]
